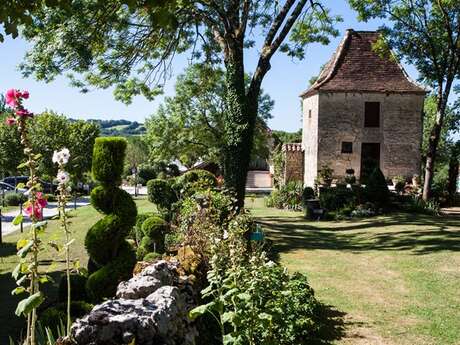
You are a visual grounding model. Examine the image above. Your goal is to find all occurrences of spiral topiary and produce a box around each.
[84,137,137,301]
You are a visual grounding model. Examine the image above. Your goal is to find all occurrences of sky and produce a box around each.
[0,1,424,132]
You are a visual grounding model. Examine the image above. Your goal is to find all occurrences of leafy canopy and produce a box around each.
[17,1,340,103]
[144,64,273,168]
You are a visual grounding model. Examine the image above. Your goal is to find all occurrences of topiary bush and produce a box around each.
[136,215,168,259]
[147,178,178,212]
[319,186,355,211]
[131,212,157,243]
[58,273,88,303]
[364,168,390,208]
[178,169,218,196]
[84,137,137,301]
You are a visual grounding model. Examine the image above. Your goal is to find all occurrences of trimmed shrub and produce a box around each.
[302,187,316,206]
[143,252,162,262]
[58,273,88,303]
[147,178,178,211]
[131,212,157,242]
[365,168,390,207]
[4,192,27,206]
[85,137,137,302]
[136,215,168,259]
[178,169,218,196]
[319,186,355,211]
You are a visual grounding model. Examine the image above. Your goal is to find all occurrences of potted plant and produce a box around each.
[345,168,356,184]
[318,164,333,187]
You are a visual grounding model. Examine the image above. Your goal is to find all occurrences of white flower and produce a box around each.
[57,170,70,184]
[52,148,70,165]
[223,230,229,240]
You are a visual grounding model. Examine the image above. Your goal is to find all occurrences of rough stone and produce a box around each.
[70,260,198,345]
[116,260,178,299]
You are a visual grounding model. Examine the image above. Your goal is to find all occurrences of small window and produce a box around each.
[308,109,312,118]
[341,142,353,154]
[364,102,380,127]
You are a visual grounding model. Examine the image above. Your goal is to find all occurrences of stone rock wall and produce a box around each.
[69,260,198,345]
[282,144,304,184]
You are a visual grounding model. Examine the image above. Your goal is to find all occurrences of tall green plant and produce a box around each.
[53,147,73,335]
[84,137,137,301]
[4,89,49,345]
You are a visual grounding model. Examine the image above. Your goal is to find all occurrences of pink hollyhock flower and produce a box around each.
[5,117,16,126]
[15,108,33,118]
[36,192,48,208]
[24,202,44,220]
[5,89,20,107]
[20,90,29,99]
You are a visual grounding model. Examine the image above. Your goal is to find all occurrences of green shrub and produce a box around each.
[319,186,355,211]
[4,192,27,206]
[40,301,93,330]
[136,215,168,259]
[364,168,389,207]
[131,212,157,242]
[178,169,218,196]
[58,273,88,303]
[143,252,162,262]
[302,186,316,207]
[138,165,157,185]
[147,178,178,211]
[92,137,127,186]
[403,196,440,215]
[265,181,303,211]
[85,137,137,302]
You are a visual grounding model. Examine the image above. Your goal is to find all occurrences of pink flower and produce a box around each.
[5,89,20,107]
[20,90,29,99]
[15,108,33,118]
[36,192,48,208]
[5,117,16,126]
[24,202,44,220]
[24,193,48,220]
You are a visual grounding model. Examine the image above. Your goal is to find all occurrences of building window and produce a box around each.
[364,102,380,127]
[341,142,353,154]
[308,109,312,118]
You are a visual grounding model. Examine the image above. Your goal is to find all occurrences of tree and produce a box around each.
[0,115,24,178]
[349,0,460,200]
[16,0,340,205]
[144,64,273,168]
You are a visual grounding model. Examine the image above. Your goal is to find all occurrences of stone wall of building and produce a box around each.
[314,92,424,181]
[282,143,304,184]
[302,94,319,186]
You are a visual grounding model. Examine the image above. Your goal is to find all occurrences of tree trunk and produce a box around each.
[222,43,259,207]
[422,95,447,201]
[447,152,459,205]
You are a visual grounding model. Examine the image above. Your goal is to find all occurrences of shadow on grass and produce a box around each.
[257,212,460,256]
[0,270,62,344]
[0,242,17,257]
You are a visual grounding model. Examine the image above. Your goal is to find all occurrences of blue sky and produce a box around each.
[0,1,422,132]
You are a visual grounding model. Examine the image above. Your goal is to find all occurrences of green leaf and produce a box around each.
[223,334,236,345]
[17,240,33,258]
[188,303,213,320]
[11,287,26,296]
[15,292,44,316]
[258,312,272,321]
[221,311,235,324]
[12,215,24,226]
[16,183,26,189]
[17,162,29,169]
[12,263,22,280]
[237,292,251,301]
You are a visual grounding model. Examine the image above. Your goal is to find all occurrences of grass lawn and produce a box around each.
[0,197,154,343]
[247,196,460,345]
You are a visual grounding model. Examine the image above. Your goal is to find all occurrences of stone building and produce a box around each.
[300,29,426,186]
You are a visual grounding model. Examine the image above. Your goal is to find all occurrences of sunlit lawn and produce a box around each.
[0,197,154,343]
[247,196,460,345]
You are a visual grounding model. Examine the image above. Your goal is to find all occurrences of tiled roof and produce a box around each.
[282,143,303,152]
[300,30,427,97]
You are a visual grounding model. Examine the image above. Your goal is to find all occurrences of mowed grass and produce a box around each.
[247,196,460,345]
[0,197,154,343]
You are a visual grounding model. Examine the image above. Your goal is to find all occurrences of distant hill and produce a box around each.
[87,119,146,136]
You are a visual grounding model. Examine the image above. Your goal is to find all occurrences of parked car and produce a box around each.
[0,181,18,192]
[1,176,57,194]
